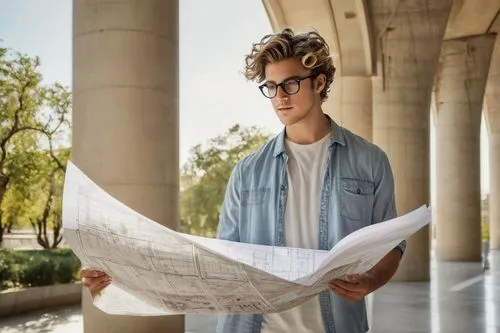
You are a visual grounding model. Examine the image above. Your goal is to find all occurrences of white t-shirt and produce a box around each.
[261,132,331,333]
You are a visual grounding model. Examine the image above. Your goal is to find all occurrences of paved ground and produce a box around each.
[0,306,217,333]
[1,251,499,333]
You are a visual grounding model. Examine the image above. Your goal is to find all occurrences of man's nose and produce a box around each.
[275,85,288,99]
[275,97,290,108]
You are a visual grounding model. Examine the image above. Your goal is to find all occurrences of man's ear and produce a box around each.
[315,74,326,94]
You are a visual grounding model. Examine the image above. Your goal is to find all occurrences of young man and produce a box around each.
[214,28,405,333]
[81,28,405,333]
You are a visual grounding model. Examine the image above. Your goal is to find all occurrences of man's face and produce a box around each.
[262,58,322,126]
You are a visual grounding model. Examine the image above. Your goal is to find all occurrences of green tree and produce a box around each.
[3,148,70,248]
[29,148,69,249]
[2,149,45,231]
[180,125,271,237]
[0,46,71,242]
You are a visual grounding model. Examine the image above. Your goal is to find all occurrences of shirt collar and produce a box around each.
[273,114,346,157]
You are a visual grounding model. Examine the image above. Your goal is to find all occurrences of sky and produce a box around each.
[0,0,282,165]
[0,0,490,197]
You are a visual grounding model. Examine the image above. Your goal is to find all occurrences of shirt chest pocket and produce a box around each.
[241,188,271,206]
[339,178,374,223]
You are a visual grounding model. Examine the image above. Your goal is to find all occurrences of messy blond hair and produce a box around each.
[244,28,336,102]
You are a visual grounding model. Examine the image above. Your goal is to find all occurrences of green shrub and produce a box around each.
[0,249,81,290]
[0,250,25,289]
[20,256,56,286]
[56,255,81,284]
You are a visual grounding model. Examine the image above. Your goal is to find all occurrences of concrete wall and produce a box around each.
[0,283,82,317]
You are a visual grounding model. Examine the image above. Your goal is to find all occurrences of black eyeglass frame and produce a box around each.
[258,74,318,99]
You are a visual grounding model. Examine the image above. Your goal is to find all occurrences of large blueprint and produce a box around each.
[62,161,431,316]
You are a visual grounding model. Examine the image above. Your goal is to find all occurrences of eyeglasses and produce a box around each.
[258,74,316,99]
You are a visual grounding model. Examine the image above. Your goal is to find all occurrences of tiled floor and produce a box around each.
[1,251,499,333]
[371,251,500,333]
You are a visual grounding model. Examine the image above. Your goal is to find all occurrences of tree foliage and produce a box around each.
[180,125,271,237]
[0,45,71,244]
[28,148,70,248]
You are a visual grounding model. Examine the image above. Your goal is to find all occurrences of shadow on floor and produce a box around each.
[0,305,82,333]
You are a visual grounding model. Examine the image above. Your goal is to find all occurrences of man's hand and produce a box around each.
[81,268,111,297]
[329,273,377,302]
[329,248,403,302]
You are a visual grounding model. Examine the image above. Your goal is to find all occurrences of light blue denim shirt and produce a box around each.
[216,115,406,333]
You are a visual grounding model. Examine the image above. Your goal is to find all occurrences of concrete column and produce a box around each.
[327,76,372,141]
[489,133,500,249]
[369,0,453,281]
[72,1,183,332]
[434,34,496,261]
[485,36,500,250]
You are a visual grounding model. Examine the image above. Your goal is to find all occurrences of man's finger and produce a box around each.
[81,269,106,278]
[330,279,363,293]
[346,274,375,294]
[82,275,111,289]
[346,274,361,281]
[329,285,360,302]
[90,279,111,297]
[330,281,353,294]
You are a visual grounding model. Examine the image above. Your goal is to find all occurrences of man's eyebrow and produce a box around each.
[264,75,302,85]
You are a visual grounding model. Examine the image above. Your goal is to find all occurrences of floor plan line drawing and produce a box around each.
[62,161,432,315]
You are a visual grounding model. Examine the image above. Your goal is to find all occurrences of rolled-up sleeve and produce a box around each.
[216,163,241,242]
[372,150,406,255]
